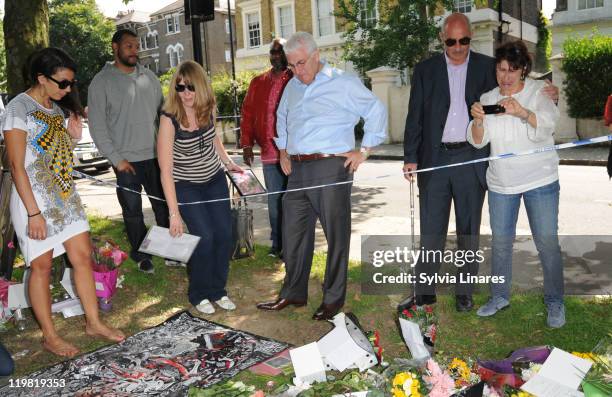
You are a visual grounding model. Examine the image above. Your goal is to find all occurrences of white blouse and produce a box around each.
[468,78,560,194]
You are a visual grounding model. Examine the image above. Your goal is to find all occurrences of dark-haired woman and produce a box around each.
[3,47,124,357]
[468,41,564,328]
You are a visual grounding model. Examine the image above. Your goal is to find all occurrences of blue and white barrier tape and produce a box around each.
[72,134,612,206]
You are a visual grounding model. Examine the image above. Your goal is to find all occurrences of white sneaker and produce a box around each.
[195,299,215,314]
[215,296,236,311]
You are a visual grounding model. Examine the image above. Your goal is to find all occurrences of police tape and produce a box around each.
[72,134,612,206]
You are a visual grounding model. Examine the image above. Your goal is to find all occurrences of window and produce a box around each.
[578,0,603,9]
[358,0,377,28]
[146,32,159,49]
[316,0,334,37]
[166,14,180,34]
[277,5,294,38]
[454,0,472,13]
[225,18,230,34]
[154,59,159,74]
[246,12,261,48]
[140,36,147,50]
[166,44,184,68]
[225,49,231,63]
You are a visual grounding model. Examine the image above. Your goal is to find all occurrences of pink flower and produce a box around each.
[423,359,455,397]
[250,391,265,397]
[7,241,14,249]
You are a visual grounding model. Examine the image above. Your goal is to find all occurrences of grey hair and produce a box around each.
[284,32,318,55]
[270,37,287,50]
[442,13,472,36]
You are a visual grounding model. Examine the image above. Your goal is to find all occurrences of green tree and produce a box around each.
[0,19,7,92]
[3,0,49,95]
[49,0,115,104]
[335,0,453,78]
[535,10,551,73]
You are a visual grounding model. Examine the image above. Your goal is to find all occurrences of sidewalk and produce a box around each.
[225,142,610,166]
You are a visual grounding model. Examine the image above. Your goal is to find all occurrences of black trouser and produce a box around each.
[115,159,169,262]
[415,145,485,296]
[280,157,352,306]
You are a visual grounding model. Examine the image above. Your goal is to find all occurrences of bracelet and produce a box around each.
[520,109,532,124]
[223,159,232,166]
[360,148,370,160]
[169,212,179,218]
[28,210,41,218]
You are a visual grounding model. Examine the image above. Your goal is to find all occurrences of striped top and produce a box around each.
[162,112,222,183]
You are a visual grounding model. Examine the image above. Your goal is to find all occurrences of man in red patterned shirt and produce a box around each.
[241,38,292,258]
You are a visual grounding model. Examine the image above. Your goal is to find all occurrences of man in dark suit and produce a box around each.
[399,13,556,312]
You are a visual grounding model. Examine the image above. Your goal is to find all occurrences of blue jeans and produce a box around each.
[488,180,564,304]
[0,341,14,376]
[262,163,287,252]
[175,171,232,305]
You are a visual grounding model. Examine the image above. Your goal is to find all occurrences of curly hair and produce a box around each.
[495,41,532,80]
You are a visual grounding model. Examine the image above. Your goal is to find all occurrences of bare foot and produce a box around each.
[86,322,125,343]
[42,336,79,358]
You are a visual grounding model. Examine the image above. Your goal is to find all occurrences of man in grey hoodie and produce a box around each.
[88,29,170,273]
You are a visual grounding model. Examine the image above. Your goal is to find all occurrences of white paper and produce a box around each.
[289,342,327,384]
[60,268,78,299]
[399,318,431,360]
[138,226,201,263]
[317,313,374,372]
[7,283,29,309]
[521,348,592,397]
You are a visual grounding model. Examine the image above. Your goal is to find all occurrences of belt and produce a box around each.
[440,141,469,150]
[289,153,337,162]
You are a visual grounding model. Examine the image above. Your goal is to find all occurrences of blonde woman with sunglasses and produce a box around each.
[157,61,242,314]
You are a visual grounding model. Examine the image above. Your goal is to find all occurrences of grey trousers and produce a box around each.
[415,145,486,296]
[280,157,352,306]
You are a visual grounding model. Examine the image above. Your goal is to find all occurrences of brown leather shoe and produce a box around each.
[256,298,307,311]
[312,302,343,321]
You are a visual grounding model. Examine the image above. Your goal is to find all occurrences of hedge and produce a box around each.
[562,32,612,119]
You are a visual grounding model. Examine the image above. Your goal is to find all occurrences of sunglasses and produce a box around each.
[45,75,77,89]
[175,84,195,93]
[444,37,471,47]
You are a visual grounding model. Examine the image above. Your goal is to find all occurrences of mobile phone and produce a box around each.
[482,104,505,115]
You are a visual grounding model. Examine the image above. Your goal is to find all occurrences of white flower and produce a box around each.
[402,377,414,394]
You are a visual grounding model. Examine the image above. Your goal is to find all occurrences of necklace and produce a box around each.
[27,88,52,109]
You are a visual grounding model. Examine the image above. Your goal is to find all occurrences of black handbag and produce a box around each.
[230,191,255,259]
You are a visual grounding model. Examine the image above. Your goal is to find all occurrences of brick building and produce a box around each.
[115,1,237,75]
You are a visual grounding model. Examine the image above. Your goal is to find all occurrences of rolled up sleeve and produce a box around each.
[347,76,388,148]
[526,88,560,143]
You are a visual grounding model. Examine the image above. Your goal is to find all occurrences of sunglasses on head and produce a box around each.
[444,37,471,47]
[175,83,195,93]
[45,75,77,89]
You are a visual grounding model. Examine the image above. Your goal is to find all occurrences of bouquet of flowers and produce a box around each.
[398,303,437,360]
[575,334,612,397]
[91,238,127,311]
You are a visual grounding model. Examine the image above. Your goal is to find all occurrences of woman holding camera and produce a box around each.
[157,61,242,315]
[468,41,563,327]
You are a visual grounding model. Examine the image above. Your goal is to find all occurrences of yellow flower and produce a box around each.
[571,352,597,362]
[391,372,421,397]
[449,357,471,386]
[511,392,536,397]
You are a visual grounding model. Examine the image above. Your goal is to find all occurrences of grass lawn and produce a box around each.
[1,215,610,390]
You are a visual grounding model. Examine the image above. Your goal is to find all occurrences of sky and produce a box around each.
[0,0,557,19]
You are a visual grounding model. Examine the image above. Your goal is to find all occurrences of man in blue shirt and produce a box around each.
[256,32,387,321]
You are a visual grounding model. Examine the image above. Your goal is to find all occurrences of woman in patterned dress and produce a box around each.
[3,48,124,357]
